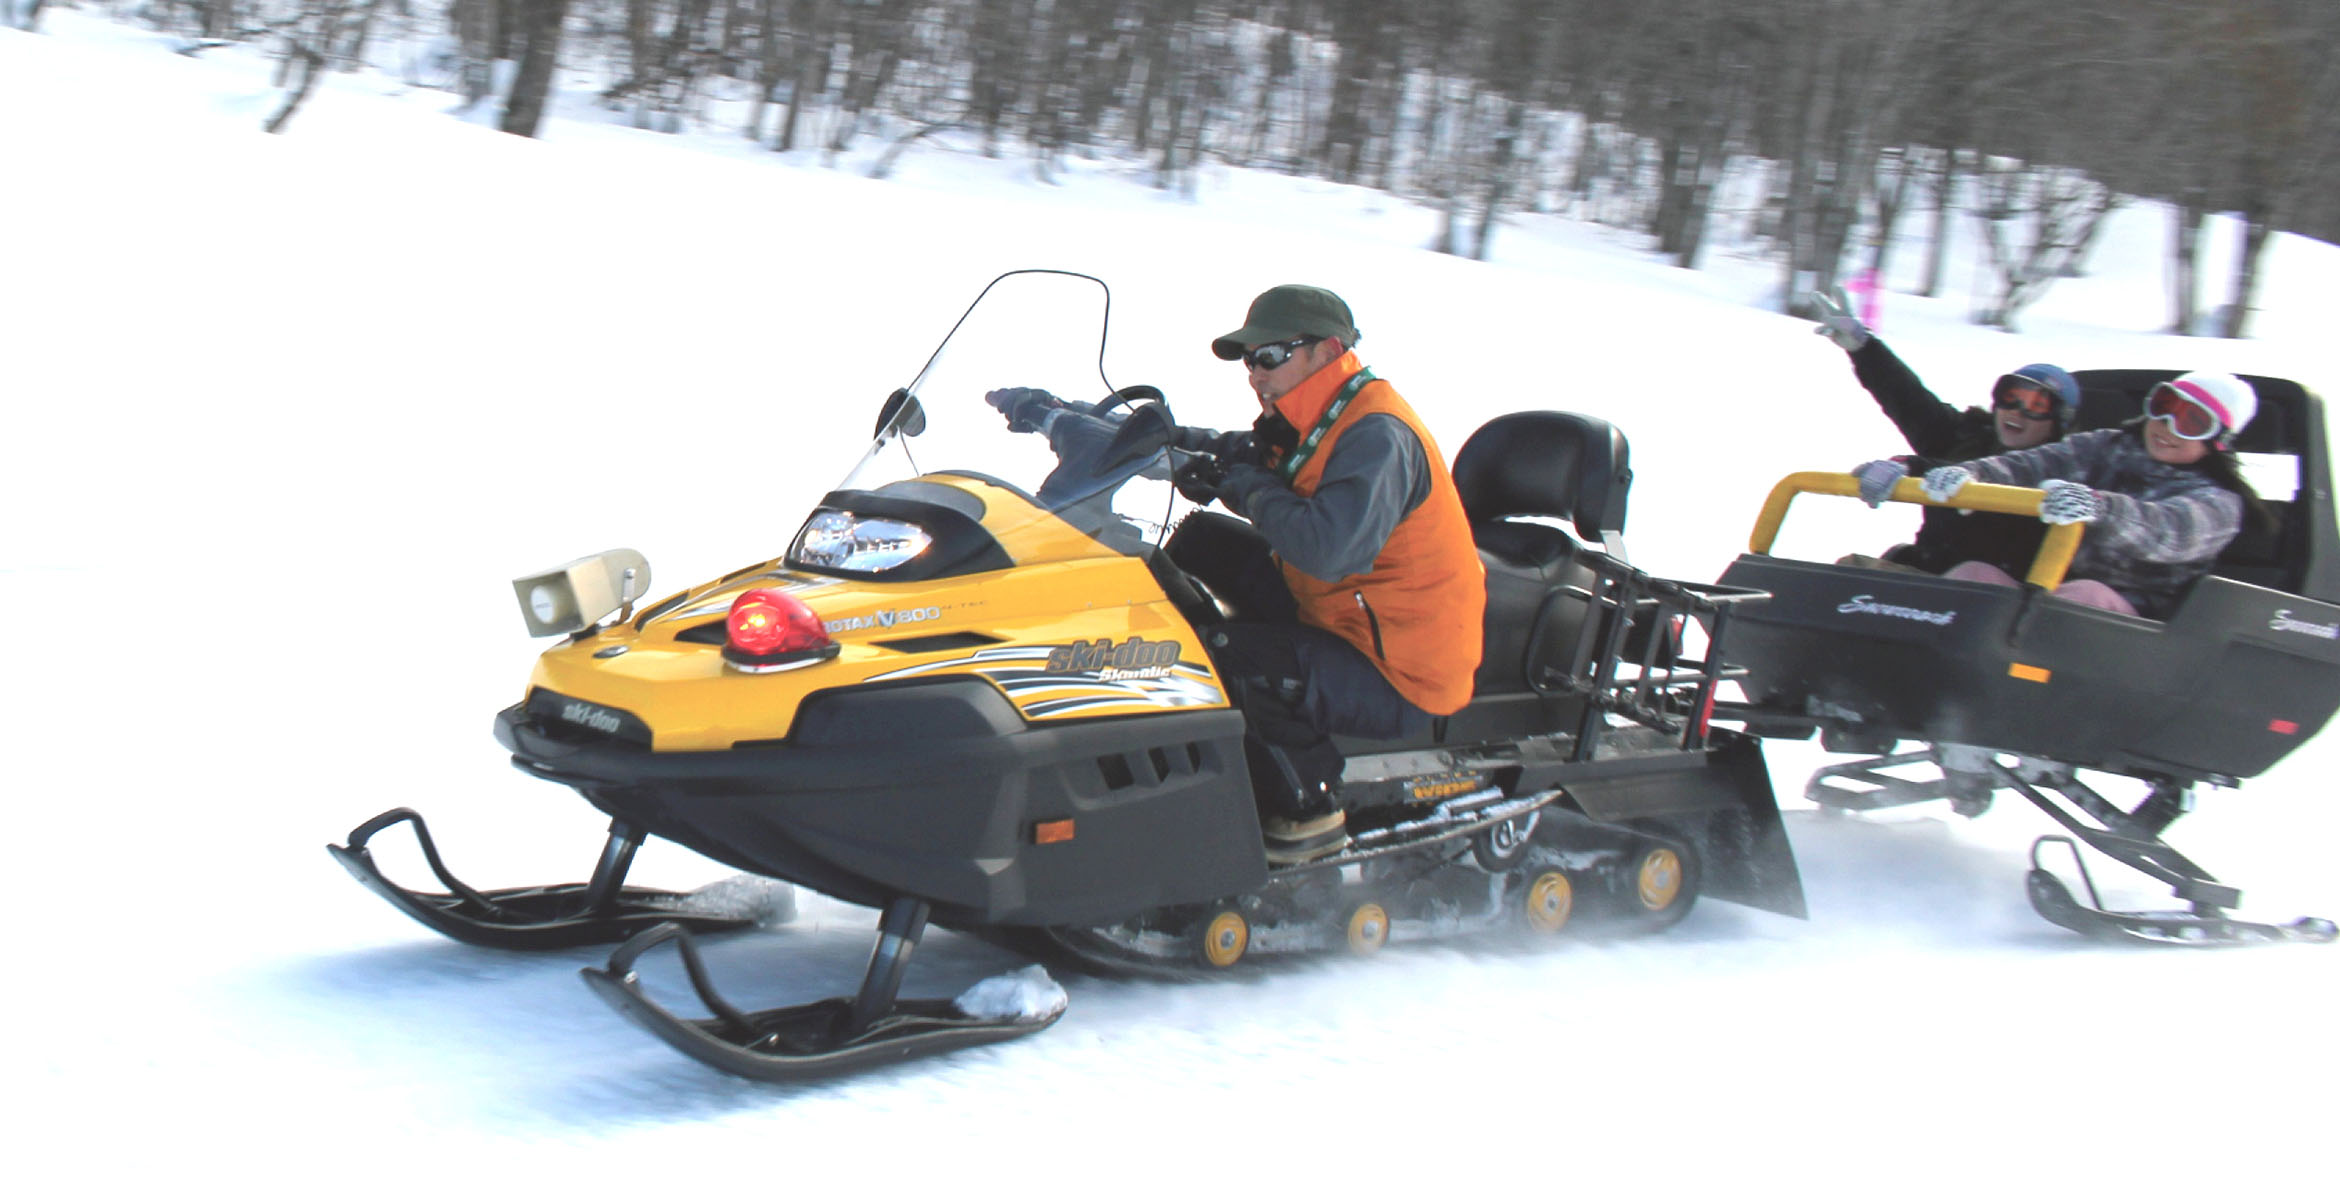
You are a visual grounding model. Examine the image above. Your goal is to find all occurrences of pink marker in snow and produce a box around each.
[1844,268,1881,328]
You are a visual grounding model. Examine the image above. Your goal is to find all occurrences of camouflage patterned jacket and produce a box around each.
[1958,427,2245,618]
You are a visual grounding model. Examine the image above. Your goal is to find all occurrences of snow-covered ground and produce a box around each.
[8,13,2337,1195]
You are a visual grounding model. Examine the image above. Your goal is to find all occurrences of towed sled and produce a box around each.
[1716,369,2339,946]
[332,271,1805,1082]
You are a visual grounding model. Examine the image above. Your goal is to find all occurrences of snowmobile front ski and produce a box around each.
[2026,837,2337,947]
[581,897,1064,1082]
[329,807,756,950]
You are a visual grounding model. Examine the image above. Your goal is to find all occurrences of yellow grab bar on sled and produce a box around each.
[1748,471,2084,591]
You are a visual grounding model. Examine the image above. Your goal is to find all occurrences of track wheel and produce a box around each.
[1633,847,1685,911]
[1471,812,1540,872]
[1611,837,1701,932]
[1344,902,1390,954]
[1521,871,1575,934]
[1192,908,1250,969]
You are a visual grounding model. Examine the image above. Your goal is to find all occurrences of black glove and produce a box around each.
[1172,425,1257,463]
[1251,411,1299,457]
[984,386,1063,433]
[1174,454,1231,505]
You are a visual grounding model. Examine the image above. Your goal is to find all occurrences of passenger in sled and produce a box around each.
[1847,371,2273,618]
[990,284,1486,864]
[1811,285,2082,578]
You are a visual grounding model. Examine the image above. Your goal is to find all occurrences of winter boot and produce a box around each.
[1247,742,1349,864]
[1262,810,1348,864]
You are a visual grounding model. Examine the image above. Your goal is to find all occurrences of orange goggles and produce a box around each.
[2145,383,2225,441]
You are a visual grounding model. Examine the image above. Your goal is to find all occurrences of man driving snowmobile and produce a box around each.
[988,284,1485,863]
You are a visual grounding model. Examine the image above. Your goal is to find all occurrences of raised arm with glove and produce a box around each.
[1810,286,1871,352]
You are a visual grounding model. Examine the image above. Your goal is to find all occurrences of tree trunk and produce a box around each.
[1473,98,1527,262]
[264,44,326,133]
[338,0,381,67]
[745,0,781,138]
[1866,146,1918,281]
[1972,164,2117,331]
[777,0,830,152]
[2168,198,2205,334]
[828,0,911,155]
[1919,149,1959,298]
[499,0,572,137]
[2219,213,2275,340]
[453,0,500,107]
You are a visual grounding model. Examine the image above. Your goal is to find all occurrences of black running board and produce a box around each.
[2027,837,2336,947]
[1806,750,1952,809]
[582,904,1063,1082]
[329,807,753,950]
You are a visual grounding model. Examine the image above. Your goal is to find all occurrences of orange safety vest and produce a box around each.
[1263,353,1485,714]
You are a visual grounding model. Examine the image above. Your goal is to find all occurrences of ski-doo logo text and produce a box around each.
[1048,636,1185,680]
[1838,594,1957,626]
[560,701,623,734]
[825,606,941,634]
[2269,609,2340,639]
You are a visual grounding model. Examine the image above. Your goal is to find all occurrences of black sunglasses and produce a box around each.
[1241,336,1320,371]
[1992,383,2056,420]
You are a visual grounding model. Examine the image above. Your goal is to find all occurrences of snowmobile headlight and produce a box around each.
[788,509,934,573]
[510,549,652,637]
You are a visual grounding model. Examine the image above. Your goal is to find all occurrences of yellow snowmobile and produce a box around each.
[331,271,1805,1081]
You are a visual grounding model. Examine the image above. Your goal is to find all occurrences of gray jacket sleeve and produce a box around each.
[1963,429,2243,567]
[1216,413,1431,582]
[1957,431,2099,490]
[2085,486,2244,566]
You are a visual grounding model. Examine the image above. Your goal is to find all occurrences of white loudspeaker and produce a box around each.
[510,548,652,637]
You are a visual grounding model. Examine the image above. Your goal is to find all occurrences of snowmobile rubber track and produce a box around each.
[1019,788,1562,979]
[1024,791,1705,977]
[2026,837,2337,948]
[329,807,753,950]
[581,915,1060,1082]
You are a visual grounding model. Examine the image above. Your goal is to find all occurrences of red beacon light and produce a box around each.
[723,588,840,673]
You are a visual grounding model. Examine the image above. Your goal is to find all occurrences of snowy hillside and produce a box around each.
[7,13,2337,1197]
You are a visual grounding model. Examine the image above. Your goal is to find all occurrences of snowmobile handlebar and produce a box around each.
[1748,471,2083,590]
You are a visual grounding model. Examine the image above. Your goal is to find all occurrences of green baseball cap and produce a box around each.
[1210,285,1360,360]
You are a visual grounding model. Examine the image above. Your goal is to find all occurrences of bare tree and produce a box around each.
[1969,162,2120,329]
[448,0,504,108]
[500,0,572,136]
[97,0,2340,325]
[774,0,833,152]
[2211,0,2339,338]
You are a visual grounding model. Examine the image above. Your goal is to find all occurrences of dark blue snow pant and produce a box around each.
[1166,513,1431,820]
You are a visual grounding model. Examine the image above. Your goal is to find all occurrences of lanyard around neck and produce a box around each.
[1275,368,1376,483]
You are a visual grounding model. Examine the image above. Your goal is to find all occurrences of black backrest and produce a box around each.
[1451,411,1633,552]
[2070,369,2338,601]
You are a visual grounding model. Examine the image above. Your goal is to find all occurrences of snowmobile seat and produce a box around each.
[1453,409,1633,566]
[1450,411,1632,701]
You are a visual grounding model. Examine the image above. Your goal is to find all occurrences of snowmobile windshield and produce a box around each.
[810,271,1186,572]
